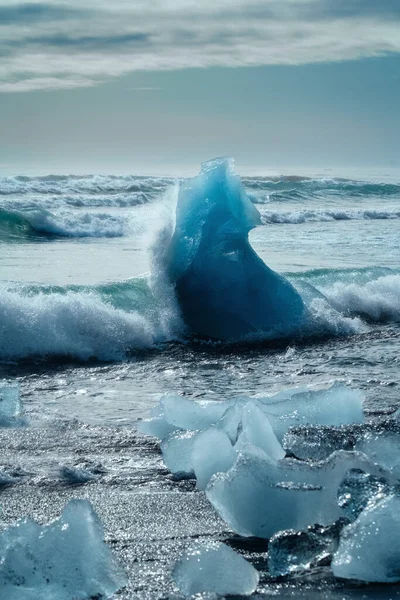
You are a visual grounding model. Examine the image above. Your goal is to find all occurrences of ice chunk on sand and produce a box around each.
[0,499,126,600]
[192,427,236,490]
[172,541,259,596]
[0,383,23,426]
[137,394,229,440]
[206,446,393,538]
[259,383,364,441]
[137,416,177,440]
[166,157,304,340]
[139,383,364,449]
[332,494,400,582]
[268,520,343,577]
[161,430,197,476]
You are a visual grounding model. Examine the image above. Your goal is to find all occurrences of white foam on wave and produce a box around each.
[319,274,400,322]
[26,210,128,238]
[0,174,172,196]
[261,208,400,224]
[0,286,156,360]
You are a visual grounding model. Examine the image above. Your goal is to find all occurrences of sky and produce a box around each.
[0,0,399,175]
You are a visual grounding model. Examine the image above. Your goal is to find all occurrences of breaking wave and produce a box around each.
[0,208,127,240]
[0,268,398,362]
[261,208,400,224]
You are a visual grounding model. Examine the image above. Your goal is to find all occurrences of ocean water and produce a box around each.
[1,167,400,598]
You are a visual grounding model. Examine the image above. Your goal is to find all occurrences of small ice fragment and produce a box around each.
[0,499,127,599]
[58,465,99,484]
[192,427,236,490]
[268,521,343,577]
[172,541,259,596]
[0,471,18,486]
[0,383,23,426]
[332,494,400,582]
[160,430,197,476]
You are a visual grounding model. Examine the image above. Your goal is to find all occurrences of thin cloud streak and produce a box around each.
[0,0,399,92]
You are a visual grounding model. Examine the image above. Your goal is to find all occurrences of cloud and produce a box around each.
[0,0,399,92]
[0,3,85,24]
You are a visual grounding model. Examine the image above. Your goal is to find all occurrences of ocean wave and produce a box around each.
[245,178,400,204]
[317,274,400,323]
[0,208,127,240]
[0,265,184,361]
[261,208,400,224]
[0,174,172,197]
[1,174,399,206]
[1,267,398,362]
[0,287,156,361]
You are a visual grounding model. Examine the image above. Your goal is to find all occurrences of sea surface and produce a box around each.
[1,166,400,598]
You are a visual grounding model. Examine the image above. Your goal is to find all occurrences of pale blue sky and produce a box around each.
[0,1,399,175]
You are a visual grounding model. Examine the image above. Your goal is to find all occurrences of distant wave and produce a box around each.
[261,208,400,224]
[245,178,400,204]
[1,174,399,207]
[0,208,127,240]
[0,174,172,198]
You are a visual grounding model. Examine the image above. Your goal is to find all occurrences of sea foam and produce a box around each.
[0,286,155,360]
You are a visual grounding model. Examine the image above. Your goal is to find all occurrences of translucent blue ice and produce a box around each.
[0,499,126,599]
[167,157,305,340]
[206,448,393,538]
[172,541,259,596]
[332,494,400,582]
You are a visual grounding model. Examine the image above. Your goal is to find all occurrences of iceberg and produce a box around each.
[166,157,304,341]
[0,499,126,600]
[332,494,400,582]
[172,541,259,596]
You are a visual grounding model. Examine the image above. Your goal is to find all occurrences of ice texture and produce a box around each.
[234,401,285,460]
[172,541,259,596]
[160,430,197,476]
[259,383,364,441]
[268,520,343,577]
[332,495,400,582]
[355,431,400,478]
[166,157,304,340]
[0,499,126,599]
[137,394,229,440]
[206,447,393,538]
[0,383,23,426]
[192,427,236,490]
[139,383,365,493]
